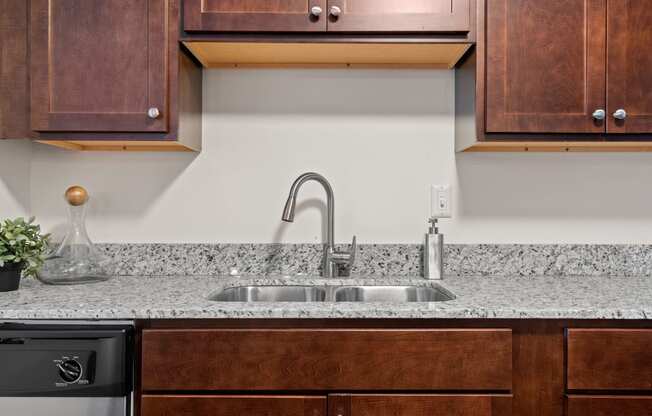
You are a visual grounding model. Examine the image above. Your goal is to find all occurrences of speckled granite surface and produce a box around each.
[98,243,652,277]
[1,275,650,320]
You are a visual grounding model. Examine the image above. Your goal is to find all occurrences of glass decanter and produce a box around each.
[38,186,112,285]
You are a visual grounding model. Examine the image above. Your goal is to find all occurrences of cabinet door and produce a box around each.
[30,0,168,132]
[326,0,470,32]
[606,0,652,133]
[567,396,652,416]
[329,394,512,416]
[567,329,652,391]
[0,0,29,139]
[141,329,512,391]
[183,0,327,32]
[142,395,326,416]
[485,0,606,133]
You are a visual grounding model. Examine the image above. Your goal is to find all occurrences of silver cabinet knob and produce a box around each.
[310,6,322,17]
[329,5,342,17]
[147,107,160,119]
[613,109,627,120]
[592,109,606,120]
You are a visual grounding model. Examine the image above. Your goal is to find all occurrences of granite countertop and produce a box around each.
[0,275,650,320]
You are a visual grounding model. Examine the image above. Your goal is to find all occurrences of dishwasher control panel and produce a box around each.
[53,352,94,386]
[0,324,132,397]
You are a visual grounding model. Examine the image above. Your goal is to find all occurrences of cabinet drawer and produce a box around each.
[331,394,512,416]
[567,395,652,416]
[567,329,652,390]
[142,395,326,416]
[142,329,512,391]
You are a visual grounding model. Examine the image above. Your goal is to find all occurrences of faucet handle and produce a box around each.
[348,235,357,268]
[332,235,357,270]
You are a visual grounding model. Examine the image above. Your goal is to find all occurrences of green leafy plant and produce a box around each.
[0,217,49,277]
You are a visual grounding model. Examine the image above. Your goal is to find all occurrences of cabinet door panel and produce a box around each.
[330,394,511,416]
[567,329,652,391]
[30,0,168,132]
[0,0,29,139]
[607,0,652,133]
[486,0,606,133]
[327,0,470,32]
[141,395,326,416]
[141,329,512,391]
[184,0,327,32]
[567,396,652,416]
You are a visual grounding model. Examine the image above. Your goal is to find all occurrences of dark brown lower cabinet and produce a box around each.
[138,321,652,416]
[330,394,512,416]
[141,395,327,416]
[567,329,652,391]
[567,396,652,416]
[141,329,512,391]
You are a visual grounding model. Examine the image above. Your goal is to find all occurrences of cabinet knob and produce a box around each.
[592,109,606,121]
[613,109,627,120]
[329,5,342,17]
[147,107,161,119]
[310,6,322,17]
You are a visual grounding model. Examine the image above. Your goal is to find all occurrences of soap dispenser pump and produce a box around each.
[424,218,443,280]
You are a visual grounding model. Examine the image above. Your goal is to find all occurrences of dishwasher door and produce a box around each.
[0,324,133,416]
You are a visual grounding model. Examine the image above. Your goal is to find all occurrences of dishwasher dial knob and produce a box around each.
[57,359,83,383]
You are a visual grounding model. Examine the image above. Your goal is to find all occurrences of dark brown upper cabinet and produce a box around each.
[327,0,471,33]
[606,0,652,134]
[30,0,168,133]
[456,0,652,152]
[183,0,471,33]
[23,0,202,151]
[484,0,606,134]
[0,0,29,139]
[183,0,328,32]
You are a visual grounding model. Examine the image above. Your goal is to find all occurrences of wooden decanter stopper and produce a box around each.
[65,186,89,206]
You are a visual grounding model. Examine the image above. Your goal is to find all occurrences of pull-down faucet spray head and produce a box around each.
[282,195,297,222]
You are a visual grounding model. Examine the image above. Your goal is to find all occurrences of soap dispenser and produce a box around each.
[424,218,443,280]
[424,185,450,280]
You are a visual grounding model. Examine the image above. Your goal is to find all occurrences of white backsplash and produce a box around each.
[2,69,652,243]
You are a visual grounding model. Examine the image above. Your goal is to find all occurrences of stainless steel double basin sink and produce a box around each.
[209,284,455,303]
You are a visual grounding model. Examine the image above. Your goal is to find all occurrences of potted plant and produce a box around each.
[0,217,49,292]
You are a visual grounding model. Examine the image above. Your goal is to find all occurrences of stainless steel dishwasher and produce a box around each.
[0,322,134,416]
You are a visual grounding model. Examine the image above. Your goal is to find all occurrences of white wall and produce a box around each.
[0,140,31,218]
[17,69,652,244]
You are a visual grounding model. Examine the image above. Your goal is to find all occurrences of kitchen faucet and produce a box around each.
[282,172,356,278]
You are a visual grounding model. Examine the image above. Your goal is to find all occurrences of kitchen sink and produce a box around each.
[209,284,455,303]
[209,285,327,302]
[333,285,454,302]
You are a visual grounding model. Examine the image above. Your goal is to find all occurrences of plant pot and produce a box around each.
[0,262,23,292]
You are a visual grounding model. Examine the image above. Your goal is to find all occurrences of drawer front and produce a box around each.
[142,395,326,416]
[330,394,512,416]
[567,395,652,416]
[142,329,512,391]
[567,329,652,390]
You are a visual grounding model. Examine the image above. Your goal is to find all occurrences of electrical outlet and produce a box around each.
[430,185,452,218]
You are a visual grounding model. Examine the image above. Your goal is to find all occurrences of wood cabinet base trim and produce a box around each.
[184,41,472,69]
[36,140,199,152]
[461,141,652,153]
